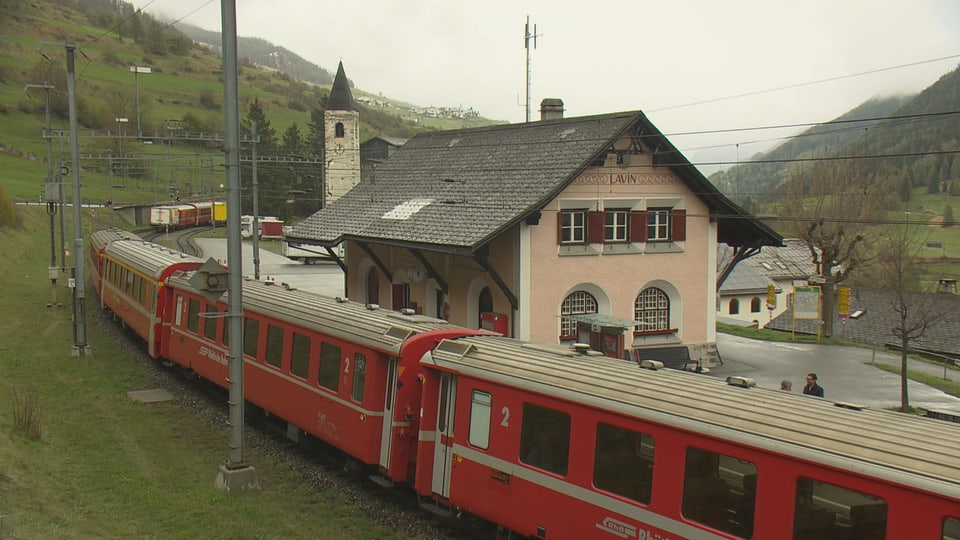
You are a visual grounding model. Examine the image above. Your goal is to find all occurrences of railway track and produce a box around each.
[136,227,208,257]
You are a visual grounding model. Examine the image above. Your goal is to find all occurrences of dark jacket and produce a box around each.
[803,383,824,397]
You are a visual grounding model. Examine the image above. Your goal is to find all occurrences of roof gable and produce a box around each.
[289,111,781,251]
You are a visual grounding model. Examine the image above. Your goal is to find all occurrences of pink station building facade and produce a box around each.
[287,89,781,368]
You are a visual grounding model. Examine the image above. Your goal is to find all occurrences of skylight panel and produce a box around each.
[382,198,434,220]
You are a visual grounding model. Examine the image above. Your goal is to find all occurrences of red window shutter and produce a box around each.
[588,211,604,244]
[630,211,647,242]
[672,209,686,241]
[557,211,565,244]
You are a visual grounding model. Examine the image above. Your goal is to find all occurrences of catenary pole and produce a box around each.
[65,42,90,356]
[215,0,259,492]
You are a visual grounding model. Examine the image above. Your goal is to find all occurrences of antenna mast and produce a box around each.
[524,16,541,122]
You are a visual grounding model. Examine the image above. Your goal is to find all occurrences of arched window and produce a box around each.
[750,297,762,313]
[560,291,597,339]
[478,287,493,329]
[335,122,345,138]
[635,288,669,332]
[365,267,379,305]
[729,298,740,315]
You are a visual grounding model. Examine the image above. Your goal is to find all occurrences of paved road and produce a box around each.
[194,238,345,298]
[194,238,960,415]
[712,333,960,413]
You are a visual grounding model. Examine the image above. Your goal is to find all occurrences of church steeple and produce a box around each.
[323,61,360,206]
[327,61,354,111]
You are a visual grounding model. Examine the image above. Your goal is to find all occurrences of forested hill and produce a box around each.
[711,64,960,204]
[174,23,335,87]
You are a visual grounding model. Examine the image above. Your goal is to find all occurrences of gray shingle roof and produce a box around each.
[767,287,960,359]
[288,110,781,252]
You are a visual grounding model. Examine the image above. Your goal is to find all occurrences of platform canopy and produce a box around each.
[563,313,652,330]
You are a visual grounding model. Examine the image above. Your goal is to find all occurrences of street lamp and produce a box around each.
[129,65,152,134]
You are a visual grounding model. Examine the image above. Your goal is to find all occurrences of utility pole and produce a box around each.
[215,0,259,493]
[129,65,152,134]
[523,16,540,123]
[64,42,91,356]
[26,81,60,308]
[106,150,113,227]
[251,120,261,280]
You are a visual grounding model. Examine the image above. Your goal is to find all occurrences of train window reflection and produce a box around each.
[290,332,311,379]
[468,391,492,450]
[203,306,218,341]
[265,324,283,368]
[519,403,570,476]
[792,477,886,540]
[682,447,757,538]
[318,342,340,391]
[944,517,960,540]
[243,317,259,358]
[187,298,200,333]
[593,423,654,504]
[351,354,366,402]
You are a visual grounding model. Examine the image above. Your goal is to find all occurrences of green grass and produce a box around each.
[0,206,422,539]
[716,322,848,345]
[873,363,960,399]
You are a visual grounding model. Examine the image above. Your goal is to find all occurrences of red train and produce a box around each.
[90,229,960,540]
[149,201,226,231]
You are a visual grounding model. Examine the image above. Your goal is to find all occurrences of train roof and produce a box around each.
[426,335,960,499]
[104,239,204,279]
[90,228,142,252]
[166,273,456,355]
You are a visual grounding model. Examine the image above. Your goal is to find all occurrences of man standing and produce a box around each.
[803,373,824,397]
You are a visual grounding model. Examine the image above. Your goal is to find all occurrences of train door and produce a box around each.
[431,372,456,498]
[379,356,399,470]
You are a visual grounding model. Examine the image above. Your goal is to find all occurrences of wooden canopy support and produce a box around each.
[354,241,393,283]
[473,246,519,310]
[408,248,448,294]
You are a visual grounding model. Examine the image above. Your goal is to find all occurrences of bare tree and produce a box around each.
[778,159,888,337]
[873,221,944,411]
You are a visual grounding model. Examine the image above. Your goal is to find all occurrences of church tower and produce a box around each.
[324,61,360,206]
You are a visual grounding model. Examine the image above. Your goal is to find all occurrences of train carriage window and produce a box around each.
[243,317,259,358]
[265,324,284,368]
[468,391,492,450]
[124,270,134,295]
[221,316,229,346]
[944,517,960,540]
[519,403,570,476]
[145,283,154,311]
[682,447,757,538]
[792,478,886,540]
[202,305,219,341]
[187,299,201,333]
[593,423,655,504]
[174,296,183,326]
[318,342,341,391]
[351,354,366,402]
[290,332,311,379]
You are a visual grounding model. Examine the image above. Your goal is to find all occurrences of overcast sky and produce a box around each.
[131,0,960,172]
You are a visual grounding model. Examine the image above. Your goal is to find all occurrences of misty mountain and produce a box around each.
[174,23,336,87]
[711,64,960,203]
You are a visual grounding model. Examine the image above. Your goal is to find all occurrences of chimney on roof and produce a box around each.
[937,279,957,295]
[540,98,564,120]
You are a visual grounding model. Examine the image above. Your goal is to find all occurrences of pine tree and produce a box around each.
[927,174,940,194]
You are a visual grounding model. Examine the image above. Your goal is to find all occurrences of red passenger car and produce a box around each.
[416,335,960,540]
[97,239,203,357]
[160,274,483,483]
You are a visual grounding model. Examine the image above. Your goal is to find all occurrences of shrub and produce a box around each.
[10,385,42,441]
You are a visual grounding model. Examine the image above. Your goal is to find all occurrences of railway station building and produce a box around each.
[287,97,781,366]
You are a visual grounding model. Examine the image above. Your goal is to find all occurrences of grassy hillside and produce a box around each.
[0,206,447,538]
[0,0,498,208]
